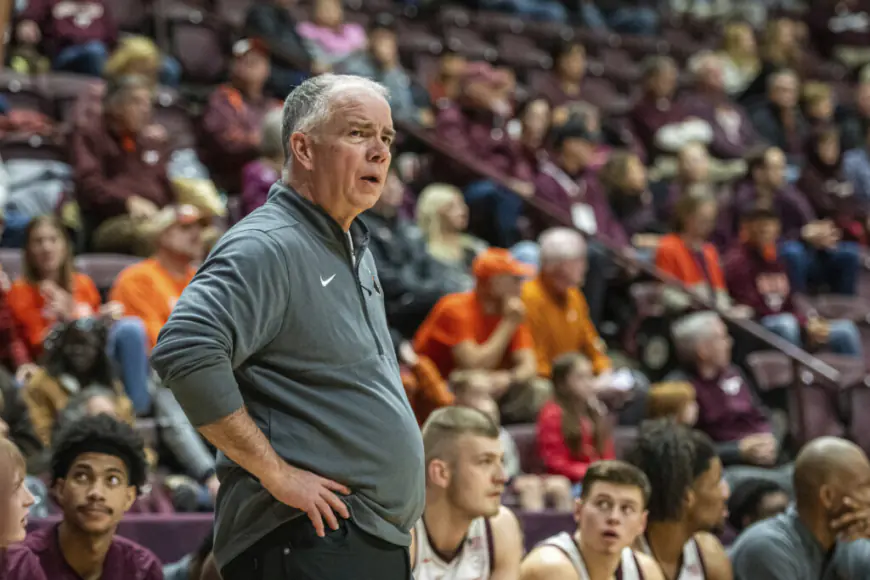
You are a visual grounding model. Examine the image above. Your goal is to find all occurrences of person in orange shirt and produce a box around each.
[110,205,206,351]
[523,227,649,425]
[413,248,547,423]
[7,216,152,414]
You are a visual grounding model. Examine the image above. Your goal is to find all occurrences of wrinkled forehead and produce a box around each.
[585,482,645,507]
[322,88,392,129]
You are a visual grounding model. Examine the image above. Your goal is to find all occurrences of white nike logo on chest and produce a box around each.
[320,274,336,287]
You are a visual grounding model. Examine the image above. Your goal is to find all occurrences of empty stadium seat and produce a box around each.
[506,423,545,475]
[746,350,793,392]
[0,248,22,280]
[165,15,230,85]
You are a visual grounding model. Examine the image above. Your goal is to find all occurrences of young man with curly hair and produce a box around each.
[24,414,162,580]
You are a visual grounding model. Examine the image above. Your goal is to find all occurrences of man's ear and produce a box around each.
[427,458,451,489]
[573,498,584,524]
[290,133,315,172]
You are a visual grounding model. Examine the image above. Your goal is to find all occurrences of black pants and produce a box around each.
[221,517,412,580]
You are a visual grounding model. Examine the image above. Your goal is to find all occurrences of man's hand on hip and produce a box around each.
[262,463,351,537]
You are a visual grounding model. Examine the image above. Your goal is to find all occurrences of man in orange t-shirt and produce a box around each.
[110,205,206,350]
[413,248,548,423]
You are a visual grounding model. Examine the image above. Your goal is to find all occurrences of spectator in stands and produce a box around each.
[0,439,44,580]
[533,119,627,323]
[627,420,732,579]
[296,0,367,68]
[0,288,35,383]
[435,61,533,246]
[666,312,793,490]
[413,248,547,423]
[807,0,870,70]
[412,406,524,577]
[362,169,460,338]
[427,50,466,106]
[8,217,152,412]
[727,479,788,534]
[200,38,279,193]
[735,146,861,295]
[656,190,742,314]
[517,97,552,168]
[338,15,430,125]
[22,318,133,447]
[799,127,869,243]
[681,52,760,161]
[646,381,698,425]
[240,108,283,217]
[748,69,808,162]
[536,42,606,113]
[724,207,864,358]
[740,18,804,106]
[718,21,761,98]
[16,0,117,76]
[480,0,566,21]
[730,437,870,579]
[630,56,712,160]
[840,76,870,151]
[599,150,662,251]
[844,118,870,201]
[456,387,573,512]
[72,74,175,256]
[801,82,836,130]
[415,183,487,291]
[0,368,42,470]
[537,353,616,490]
[110,205,205,350]
[25,415,162,579]
[245,0,314,97]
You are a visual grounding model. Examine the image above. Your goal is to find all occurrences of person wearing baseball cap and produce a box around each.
[200,37,280,192]
[414,248,549,423]
[109,205,208,350]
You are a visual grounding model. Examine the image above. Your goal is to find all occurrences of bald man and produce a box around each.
[729,437,870,580]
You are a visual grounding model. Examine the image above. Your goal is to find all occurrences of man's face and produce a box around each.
[294,91,394,221]
[698,318,733,371]
[650,65,677,99]
[562,137,595,170]
[485,273,524,302]
[558,46,586,82]
[160,220,204,262]
[745,217,781,248]
[689,457,730,532]
[57,452,136,535]
[233,50,270,89]
[763,148,787,190]
[770,74,799,109]
[113,87,153,134]
[370,29,398,68]
[822,450,870,524]
[701,58,724,93]
[542,254,587,296]
[444,434,507,519]
[577,482,647,556]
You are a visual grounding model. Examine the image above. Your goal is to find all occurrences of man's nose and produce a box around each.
[368,138,390,163]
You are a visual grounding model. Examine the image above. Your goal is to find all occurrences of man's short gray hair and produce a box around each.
[538,227,586,264]
[688,51,721,83]
[280,74,390,160]
[672,311,721,361]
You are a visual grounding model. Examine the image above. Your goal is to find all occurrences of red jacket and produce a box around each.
[536,400,615,483]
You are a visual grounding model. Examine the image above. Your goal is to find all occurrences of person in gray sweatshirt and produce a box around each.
[151,74,425,580]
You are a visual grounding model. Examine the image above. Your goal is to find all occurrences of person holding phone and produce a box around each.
[730,437,870,580]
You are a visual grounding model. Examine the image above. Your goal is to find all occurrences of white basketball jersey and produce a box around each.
[413,517,492,580]
[637,535,706,580]
[539,532,644,580]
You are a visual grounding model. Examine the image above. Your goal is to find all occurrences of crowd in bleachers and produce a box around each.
[2,0,870,577]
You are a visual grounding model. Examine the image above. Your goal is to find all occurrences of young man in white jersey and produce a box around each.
[411,406,524,580]
[520,460,664,580]
[626,420,732,580]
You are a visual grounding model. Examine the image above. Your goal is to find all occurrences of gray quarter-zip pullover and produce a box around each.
[151,183,425,570]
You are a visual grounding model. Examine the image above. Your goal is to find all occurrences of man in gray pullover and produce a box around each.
[151,74,425,579]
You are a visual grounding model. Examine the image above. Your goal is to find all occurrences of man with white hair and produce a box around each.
[679,50,759,161]
[151,75,425,579]
[665,311,792,490]
[522,227,648,424]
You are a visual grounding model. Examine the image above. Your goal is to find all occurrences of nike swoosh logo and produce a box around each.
[320,274,336,287]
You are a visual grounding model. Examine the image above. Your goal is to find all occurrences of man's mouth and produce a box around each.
[79,505,111,516]
[361,175,381,184]
[601,530,620,540]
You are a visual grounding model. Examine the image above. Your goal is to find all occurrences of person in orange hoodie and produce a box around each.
[7,216,152,414]
[110,205,207,351]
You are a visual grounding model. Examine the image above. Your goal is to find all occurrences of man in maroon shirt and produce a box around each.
[665,311,792,491]
[71,74,176,256]
[24,414,162,580]
[724,207,864,358]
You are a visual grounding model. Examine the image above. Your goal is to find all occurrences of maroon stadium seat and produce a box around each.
[496,34,551,71]
[506,423,545,475]
[745,350,793,392]
[443,28,498,61]
[0,248,22,280]
[165,14,229,84]
[0,73,52,115]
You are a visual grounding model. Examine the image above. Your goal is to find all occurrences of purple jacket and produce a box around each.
[724,242,808,324]
[240,160,279,218]
[679,91,759,160]
[532,160,629,247]
[731,181,817,243]
[629,93,687,158]
[1,545,47,580]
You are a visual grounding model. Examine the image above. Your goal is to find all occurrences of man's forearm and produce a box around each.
[198,407,283,485]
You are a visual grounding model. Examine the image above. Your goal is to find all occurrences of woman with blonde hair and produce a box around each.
[0,439,45,579]
[718,21,760,97]
[416,183,486,278]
